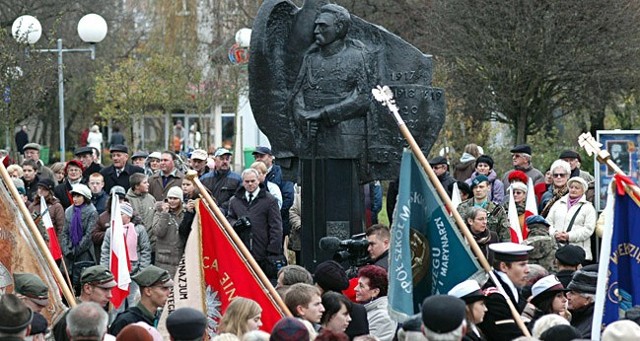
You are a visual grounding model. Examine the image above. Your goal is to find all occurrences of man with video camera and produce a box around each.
[227,168,285,282]
[366,224,390,271]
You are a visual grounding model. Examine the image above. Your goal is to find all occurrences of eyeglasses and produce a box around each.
[552,173,567,178]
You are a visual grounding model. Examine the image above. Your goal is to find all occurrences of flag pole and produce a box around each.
[578,132,640,340]
[184,170,291,316]
[0,160,76,307]
[372,86,530,337]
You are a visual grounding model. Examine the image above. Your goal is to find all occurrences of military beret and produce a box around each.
[429,156,448,166]
[525,215,550,227]
[13,273,49,307]
[80,265,117,288]
[555,245,585,266]
[471,175,489,189]
[132,265,174,287]
[166,308,207,340]
[559,150,581,162]
[23,143,41,151]
[510,144,532,155]
[74,146,93,156]
[421,295,466,333]
[109,144,129,154]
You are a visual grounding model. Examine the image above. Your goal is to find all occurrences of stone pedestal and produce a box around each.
[300,159,364,272]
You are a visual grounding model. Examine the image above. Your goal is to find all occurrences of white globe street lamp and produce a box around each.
[12,14,108,162]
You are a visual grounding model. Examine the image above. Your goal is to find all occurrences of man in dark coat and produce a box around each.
[227,168,283,280]
[429,156,455,197]
[109,265,173,335]
[478,242,533,341]
[75,146,102,181]
[99,144,144,193]
[566,265,597,338]
[555,244,586,288]
[201,148,242,214]
[15,125,29,156]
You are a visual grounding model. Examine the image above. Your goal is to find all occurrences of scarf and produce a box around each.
[567,195,582,211]
[70,204,86,247]
[124,223,139,261]
[541,185,568,217]
[472,228,492,245]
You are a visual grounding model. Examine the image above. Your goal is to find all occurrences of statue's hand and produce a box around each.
[303,109,324,121]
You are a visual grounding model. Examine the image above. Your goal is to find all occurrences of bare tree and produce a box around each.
[418,0,640,144]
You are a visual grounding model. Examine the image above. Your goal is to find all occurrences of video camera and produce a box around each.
[319,233,371,276]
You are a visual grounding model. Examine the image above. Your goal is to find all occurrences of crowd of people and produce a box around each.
[2,136,640,341]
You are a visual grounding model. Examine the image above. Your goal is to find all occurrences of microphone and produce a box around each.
[319,236,342,251]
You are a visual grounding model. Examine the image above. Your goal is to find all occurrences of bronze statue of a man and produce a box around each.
[290,4,373,160]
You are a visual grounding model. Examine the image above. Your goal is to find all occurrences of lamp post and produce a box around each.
[12,14,108,162]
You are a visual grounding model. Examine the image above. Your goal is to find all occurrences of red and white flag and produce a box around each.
[522,178,539,239]
[109,194,130,308]
[158,200,288,338]
[508,187,524,243]
[40,196,62,260]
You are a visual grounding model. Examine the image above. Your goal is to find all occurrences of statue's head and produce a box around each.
[314,4,351,45]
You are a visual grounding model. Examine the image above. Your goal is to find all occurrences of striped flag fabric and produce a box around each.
[109,194,130,309]
[40,196,62,260]
[521,178,538,239]
[507,187,524,243]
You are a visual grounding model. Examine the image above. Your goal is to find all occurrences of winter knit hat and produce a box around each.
[120,202,134,217]
[166,186,183,199]
[314,260,349,292]
[269,317,310,341]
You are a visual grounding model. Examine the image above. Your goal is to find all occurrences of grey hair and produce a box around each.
[550,159,571,176]
[531,313,569,338]
[422,320,466,341]
[241,168,261,179]
[66,302,108,339]
[241,330,270,341]
[464,206,487,223]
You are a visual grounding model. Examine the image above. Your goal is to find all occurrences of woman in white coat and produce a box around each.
[547,177,596,261]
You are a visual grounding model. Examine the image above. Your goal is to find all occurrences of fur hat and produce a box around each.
[508,170,529,184]
[475,155,494,169]
[567,177,588,192]
[567,266,598,294]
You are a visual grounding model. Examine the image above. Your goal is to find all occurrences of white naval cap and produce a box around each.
[448,279,486,304]
[489,242,533,262]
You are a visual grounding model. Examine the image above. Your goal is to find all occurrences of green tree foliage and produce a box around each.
[94,53,189,123]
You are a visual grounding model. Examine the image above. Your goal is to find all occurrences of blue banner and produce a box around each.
[603,191,640,325]
[388,150,482,321]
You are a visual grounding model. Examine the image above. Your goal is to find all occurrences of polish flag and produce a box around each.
[508,187,524,243]
[40,196,62,260]
[110,195,131,308]
[451,182,462,210]
[522,178,539,239]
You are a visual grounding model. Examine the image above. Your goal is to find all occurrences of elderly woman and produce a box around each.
[354,265,397,341]
[448,280,488,341]
[546,177,596,262]
[540,160,571,217]
[465,207,498,259]
[465,155,504,204]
